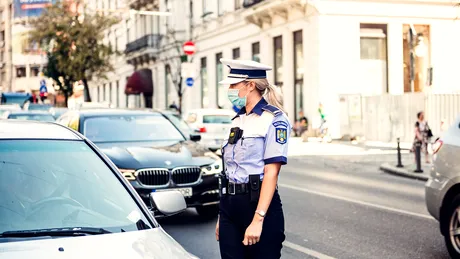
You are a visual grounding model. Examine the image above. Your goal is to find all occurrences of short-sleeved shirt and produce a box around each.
[221,98,291,183]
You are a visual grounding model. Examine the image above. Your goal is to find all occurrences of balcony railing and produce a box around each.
[125,34,162,54]
[243,0,265,8]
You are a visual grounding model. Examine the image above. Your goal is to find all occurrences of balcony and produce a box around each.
[243,0,309,28]
[125,34,163,66]
[128,0,159,10]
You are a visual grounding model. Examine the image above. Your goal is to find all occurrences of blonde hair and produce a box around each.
[246,78,285,113]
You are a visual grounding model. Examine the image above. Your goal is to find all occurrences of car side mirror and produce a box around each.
[149,191,186,216]
[190,133,201,142]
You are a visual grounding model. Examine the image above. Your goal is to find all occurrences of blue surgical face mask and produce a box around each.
[227,84,248,109]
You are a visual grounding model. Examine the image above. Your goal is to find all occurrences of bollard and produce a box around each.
[414,142,424,173]
[396,138,404,168]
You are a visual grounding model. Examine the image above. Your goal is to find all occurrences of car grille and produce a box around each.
[136,169,170,186]
[136,167,201,186]
[172,167,201,185]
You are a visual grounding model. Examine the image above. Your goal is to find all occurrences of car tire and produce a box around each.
[196,205,219,219]
[444,195,460,258]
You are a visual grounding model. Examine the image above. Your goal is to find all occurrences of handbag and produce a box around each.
[426,122,433,138]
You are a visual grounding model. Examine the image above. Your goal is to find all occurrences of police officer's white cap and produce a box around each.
[218,58,272,85]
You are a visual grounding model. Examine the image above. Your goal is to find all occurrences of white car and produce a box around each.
[425,115,460,258]
[184,109,236,151]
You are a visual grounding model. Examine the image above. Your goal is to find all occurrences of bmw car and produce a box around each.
[56,109,221,218]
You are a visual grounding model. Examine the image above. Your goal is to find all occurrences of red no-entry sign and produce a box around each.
[183,41,196,56]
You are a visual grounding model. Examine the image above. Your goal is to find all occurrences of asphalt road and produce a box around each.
[160,153,450,259]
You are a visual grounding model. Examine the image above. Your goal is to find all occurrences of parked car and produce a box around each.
[50,107,69,119]
[0,92,31,108]
[0,104,21,117]
[183,108,235,151]
[2,110,56,122]
[0,120,198,259]
[56,109,222,218]
[25,103,53,111]
[425,115,460,257]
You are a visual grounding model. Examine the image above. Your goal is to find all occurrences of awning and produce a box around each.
[125,68,153,95]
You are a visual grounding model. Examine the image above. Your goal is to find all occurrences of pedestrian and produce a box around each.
[412,111,433,163]
[216,58,290,259]
[293,110,308,137]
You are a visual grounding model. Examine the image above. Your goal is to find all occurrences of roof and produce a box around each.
[0,120,82,140]
[72,108,161,117]
[7,110,54,115]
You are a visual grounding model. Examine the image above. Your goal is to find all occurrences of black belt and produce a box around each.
[227,182,250,195]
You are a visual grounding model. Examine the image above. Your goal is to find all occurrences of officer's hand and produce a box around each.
[243,220,263,246]
[215,220,219,241]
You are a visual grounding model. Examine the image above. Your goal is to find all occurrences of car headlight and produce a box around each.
[201,160,222,175]
[119,169,136,181]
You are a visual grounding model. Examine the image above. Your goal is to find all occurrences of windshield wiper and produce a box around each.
[0,227,112,238]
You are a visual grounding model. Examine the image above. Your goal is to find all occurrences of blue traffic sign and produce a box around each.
[186,77,194,87]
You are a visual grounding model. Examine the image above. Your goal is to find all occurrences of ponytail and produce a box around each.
[246,78,286,114]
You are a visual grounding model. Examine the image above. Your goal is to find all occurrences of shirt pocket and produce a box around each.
[234,137,264,162]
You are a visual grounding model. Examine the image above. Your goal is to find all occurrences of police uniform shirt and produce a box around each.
[222,98,291,184]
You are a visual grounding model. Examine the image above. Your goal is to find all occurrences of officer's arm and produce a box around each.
[255,116,290,220]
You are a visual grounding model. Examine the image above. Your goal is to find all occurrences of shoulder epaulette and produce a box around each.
[262,104,282,117]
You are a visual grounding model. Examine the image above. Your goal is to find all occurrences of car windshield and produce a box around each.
[8,114,56,122]
[0,140,153,235]
[166,113,192,137]
[83,115,185,143]
[203,115,232,124]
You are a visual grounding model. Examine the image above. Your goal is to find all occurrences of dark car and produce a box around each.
[0,120,197,259]
[0,92,31,108]
[56,109,221,218]
[2,110,56,122]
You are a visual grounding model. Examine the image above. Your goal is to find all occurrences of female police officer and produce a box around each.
[215,58,291,259]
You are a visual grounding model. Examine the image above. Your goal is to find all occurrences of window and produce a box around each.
[203,115,232,124]
[402,24,430,93]
[108,82,112,104]
[165,65,170,108]
[200,57,208,108]
[360,24,389,94]
[83,115,185,143]
[116,80,119,107]
[216,52,225,108]
[293,30,304,121]
[274,36,283,87]
[232,47,240,60]
[252,42,260,62]
[31,67,40,77]
[218,0,224,15]
[16,67,26,78]
[235,0,242,10]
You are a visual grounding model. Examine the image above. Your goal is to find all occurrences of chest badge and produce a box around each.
[275,128,287,144]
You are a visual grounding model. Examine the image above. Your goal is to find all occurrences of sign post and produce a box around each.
[185,78,194,87]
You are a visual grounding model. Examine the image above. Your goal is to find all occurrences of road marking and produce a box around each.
[279,183,435,220]
[284,241,336,259]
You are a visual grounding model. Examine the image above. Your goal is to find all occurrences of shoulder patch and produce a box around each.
[262,104,282,117]
[273,120,289,128]
[275,128,287,144]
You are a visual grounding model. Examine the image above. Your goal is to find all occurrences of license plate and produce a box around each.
[154,187,193,197]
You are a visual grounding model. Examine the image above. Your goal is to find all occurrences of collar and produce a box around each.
[232,98,268,120]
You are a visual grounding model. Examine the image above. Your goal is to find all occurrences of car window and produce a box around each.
[83,115,185,143]
[0,140,153,235]
[167,114,192,136]
[186,113,197,123]
[203,115,232,124]
[8,114,56,122]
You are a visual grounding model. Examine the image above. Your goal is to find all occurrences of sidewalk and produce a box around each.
[380,162,431,181]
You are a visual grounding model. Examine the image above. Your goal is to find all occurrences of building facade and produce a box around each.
[0,0,12,93]
[91,0,460,138]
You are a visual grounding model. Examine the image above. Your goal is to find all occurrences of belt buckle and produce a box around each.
[229,182,236,195]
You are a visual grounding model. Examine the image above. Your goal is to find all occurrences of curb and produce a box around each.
[379,163,430,181]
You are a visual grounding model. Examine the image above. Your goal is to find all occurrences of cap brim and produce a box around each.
[218,77,246,85]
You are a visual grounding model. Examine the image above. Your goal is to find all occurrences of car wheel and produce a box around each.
[444,195,460,258]
[196,205,219,219]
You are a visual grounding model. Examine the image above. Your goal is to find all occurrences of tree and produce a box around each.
[30,0,119,103]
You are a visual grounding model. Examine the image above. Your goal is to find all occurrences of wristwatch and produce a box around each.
[255,210,266,218]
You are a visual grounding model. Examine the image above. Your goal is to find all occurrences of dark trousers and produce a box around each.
[218,190,285,259]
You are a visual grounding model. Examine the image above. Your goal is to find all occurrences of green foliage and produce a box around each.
[29,0,120,99]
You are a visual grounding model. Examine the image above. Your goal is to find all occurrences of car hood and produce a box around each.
[95,140,218,169]
[0,228,197,259]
